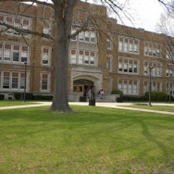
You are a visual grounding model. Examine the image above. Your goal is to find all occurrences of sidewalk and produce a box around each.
[0,102,174,115]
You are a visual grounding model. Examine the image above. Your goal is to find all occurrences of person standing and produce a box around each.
[100,89,104,99]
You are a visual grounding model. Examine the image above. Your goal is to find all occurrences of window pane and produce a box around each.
[4,50,11,61]
[3,72,10,89]
[13,52,19,61]
[12,77,18,89]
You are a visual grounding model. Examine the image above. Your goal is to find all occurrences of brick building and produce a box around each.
[0,1,173,100]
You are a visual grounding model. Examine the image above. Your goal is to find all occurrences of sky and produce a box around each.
[116,0,166,32]
[84,0,168,33]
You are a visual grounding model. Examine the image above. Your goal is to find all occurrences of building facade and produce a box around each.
[0,1,173,100]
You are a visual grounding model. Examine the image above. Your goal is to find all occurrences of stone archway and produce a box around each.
[73,79,94,94]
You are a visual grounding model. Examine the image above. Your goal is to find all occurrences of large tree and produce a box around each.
[0,0,127,112]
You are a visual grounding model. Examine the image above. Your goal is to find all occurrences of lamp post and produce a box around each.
[24,61,27,102]
[149,66,154,106]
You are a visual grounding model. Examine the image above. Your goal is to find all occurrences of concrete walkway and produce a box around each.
[0,102,174,115]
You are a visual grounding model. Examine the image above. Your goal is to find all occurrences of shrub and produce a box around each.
[14,93,22,100]
[33,95,43,100]
[26,93,33,100]
[111,89,123,98]
[43,96,53,101]
[145,91,168,101]
[0,94,4,100]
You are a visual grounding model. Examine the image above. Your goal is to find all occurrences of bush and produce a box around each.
[145,91,168,101]
[0,94,4,100]
[14,93,22,100]
[26,93,33,100]
[111,89,123,98]
[33,95,43,100]
[43,96,53,101]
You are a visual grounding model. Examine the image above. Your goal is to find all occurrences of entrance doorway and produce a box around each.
[73,79,94,94]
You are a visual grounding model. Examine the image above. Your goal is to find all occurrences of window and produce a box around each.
[118,79,139,95]
[0,43,29,63]
[0,71,28,91]
[78,51,83,64]
[3,72,10,89]
[134,61,137,73]
[42,47,50,65]
[124,60,128,72]
[144,61,162,76]
[166,83,174,96]
[144,41,161,58]
[14,19,21,35]
[4,44,11,61]
[20,73,25,89]
[84,51,89,64]
[118,59,123,72]
[91,31,95,43]
[74,50,95,65]
[22,19,30,37]
[5,17,13,34]
[107,33,112,50]
[79,31,84,41]
[166,65,174,77]
[118,57,139,74]
[43,21,51,35]
[13,45,20,62]
[106,55,112,71]
[85,31,90,42]
[90,52,94,65]
[166,46,174,60]
[0,14,31,37]
[70,50,76,64]
[77,28,96,43]
[41,73,50,92]
[71,26,77,41]
[118,36,139,54]
[41,74,48,90]
[12,72,18,89]
[0,15,5,32]
[0,44,2,61]
[144,81,161,93]
[21,46,28,62]
[0,72,1,88]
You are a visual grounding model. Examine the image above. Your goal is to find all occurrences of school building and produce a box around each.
[0,1,173,100]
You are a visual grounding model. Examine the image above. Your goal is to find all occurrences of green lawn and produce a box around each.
[0,101,38,107]
[0,106,174,174]
[126,104,174,112]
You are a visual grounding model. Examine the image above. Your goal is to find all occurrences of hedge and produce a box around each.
[0,94,5,100]
[111,89,123,98]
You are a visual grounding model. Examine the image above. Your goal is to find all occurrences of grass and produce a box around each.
[0,100,38,107]
[0,105,174,174]
[125,104,174,112]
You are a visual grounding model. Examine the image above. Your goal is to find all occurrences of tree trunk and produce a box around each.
[50,3,73,112]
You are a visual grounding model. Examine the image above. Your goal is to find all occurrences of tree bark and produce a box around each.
[50,1,76,112]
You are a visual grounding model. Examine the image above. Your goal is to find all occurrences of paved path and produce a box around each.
[0,102,174,115]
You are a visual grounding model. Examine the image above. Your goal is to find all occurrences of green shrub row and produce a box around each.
[144,91,168,101]
[111,89,170,102]
[0,94,5,100]
[111,89,123,97]
[14,93,53,101]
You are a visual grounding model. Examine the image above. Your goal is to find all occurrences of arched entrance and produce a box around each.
[73,79,94,94]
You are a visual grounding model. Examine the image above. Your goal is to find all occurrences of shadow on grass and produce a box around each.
[0,105,174,165]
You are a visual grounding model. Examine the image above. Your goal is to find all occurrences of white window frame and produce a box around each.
[107,32,112,50]
[41,46,51,66]
[118,36,139,54]
[70,49,76,64]
[144,41,161,58]
[40,72,51,92]
[118,79,139,95]
[118,57,139,75]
